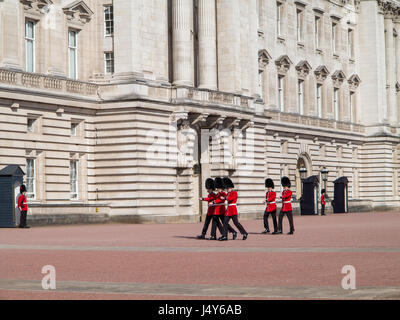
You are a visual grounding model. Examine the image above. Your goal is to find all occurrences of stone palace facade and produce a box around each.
[0,0,400,223]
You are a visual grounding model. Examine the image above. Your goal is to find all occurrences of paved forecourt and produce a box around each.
[0,212,399,300]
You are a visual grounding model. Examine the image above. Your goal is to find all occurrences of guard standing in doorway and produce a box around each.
[197,178,217,239]
[17,185,30,229]
[277,176,295,235]
[263,178,278,234]
[218,178,248,241]
[212,177,237,240]
[321,189,326,216]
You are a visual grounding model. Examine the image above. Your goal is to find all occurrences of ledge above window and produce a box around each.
[277,36,286,44]
[315,48,324,55]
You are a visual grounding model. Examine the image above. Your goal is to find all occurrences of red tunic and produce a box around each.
[281,189,292,212]
[226,190,238,216]
[321,194,326,205]
[266,191,277,212]
[214,191,226,216]
[18,194,28,211]
[202,193,217,216]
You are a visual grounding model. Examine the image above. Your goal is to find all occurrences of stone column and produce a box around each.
[217,0,241,93]
[172,0,194,86]
[197,0,217,90]
[0,0,22,70]
[394,21,400,124]
[114,0,143,80]
[249,0,260,98]
[385,17,397,125]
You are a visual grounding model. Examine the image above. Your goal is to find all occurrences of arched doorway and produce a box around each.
[295,153,312,199]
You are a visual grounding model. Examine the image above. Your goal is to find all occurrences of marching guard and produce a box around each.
[262,178,278,234]
[197,178,217,239]
[277,176,295,235]
[218,178,248,241]
[212,177,237,240]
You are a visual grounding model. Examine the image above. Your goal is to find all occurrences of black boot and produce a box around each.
[232,231,237,240]
[275,230,282,234]
[218,236,228,241]
[197,234,206,239]
[209,236,217,240]
[287,231,294,235]
[262,229,270,234]
[243,233,248,240]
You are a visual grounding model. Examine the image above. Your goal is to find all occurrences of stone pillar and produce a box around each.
[172,0,194,86]
[217,0,241,93]
[197,0,217,90]
[385,17,397,125]
[394,21,400,124]
[0,0,22,70]
[249,0,260,98]
[114,0,143,80]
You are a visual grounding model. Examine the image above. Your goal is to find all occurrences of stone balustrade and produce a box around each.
[0,68,99,97]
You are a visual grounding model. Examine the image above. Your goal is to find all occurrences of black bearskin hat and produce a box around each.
[205,178,215,190]
[321,189,326,194]
[20,185,27,193]
[281,176,291,188]
[265,178,274,188]
[214,177,224,189]
[222,177,234,189]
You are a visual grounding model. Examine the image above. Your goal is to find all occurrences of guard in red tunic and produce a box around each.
[262,178,278,234]
[17,185,30,229]
[218,178,248,241]
[321,189,326,216]
[277,176,295,235]
[212,177,237,240]
[197,178,217,239]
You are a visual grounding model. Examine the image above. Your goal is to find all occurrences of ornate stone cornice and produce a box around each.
[296,60,312,79]
[258,49,272,71]
[348,74,361,91]
[378,0,400,18]
[314,65,330,82]
[63,0,94,24]
[331,70,347,87]
[275,55,293,74]
[20,0,53,14]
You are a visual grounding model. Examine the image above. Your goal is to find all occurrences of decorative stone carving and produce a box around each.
[275,55,293,74]
[296,60,312,79]
[62,0,93,24]
[378,0,400,18]
[314,65,330,82]
[331,70,347,87]
[258,49,272,71]
[348,74,362,90]
[20,0,53,14]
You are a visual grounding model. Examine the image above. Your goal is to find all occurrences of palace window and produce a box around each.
[298,80,304,115]
[332,22,338,54]
[70,160,78,200]
[25,20,35,73]
[68,30,78,79]
[278,75,285,111]
[277,2,283,37]
[26,158,35,199]
[350,91,355,123]
[334,88,339,121]
[104,5,114,36]
[296,9,303,43]
[315,16,321,49]
[104,52,114,75]
[348,29,354,59]
[316,84,322,118]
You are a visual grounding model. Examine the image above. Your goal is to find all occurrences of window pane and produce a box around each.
[69,48,77,79]
[26,21,34,39]
[69,31,76,47]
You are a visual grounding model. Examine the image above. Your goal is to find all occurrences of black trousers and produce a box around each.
[211,215,236,237]
[223,215,247,237]
[264,210,277,232]
[20,210,27,227]
[278,210,294,233]
[201,215,213,235]
[321,204,325,215]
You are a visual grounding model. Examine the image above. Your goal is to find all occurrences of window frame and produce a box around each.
[334,87,339,121]
[104,52,115,75]
[278,75,285,111]
[68,29,78,80]
[25,19,36,73]
[26,158,36,199]
[316,84,322,118]
[70,160,79,200]
[104,5,114,37]
[298,79,304,115]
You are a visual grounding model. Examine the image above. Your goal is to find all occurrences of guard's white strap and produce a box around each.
[267,201,276,204]
[228,204,237,206]
[283,201,291,204]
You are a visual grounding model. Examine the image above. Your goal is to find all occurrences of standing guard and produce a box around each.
[218,178,248,241]
[263,178,278,234]
[277,176,295,235]
[197,178,217,239]
[321,189,326,216]
[17,185,30,229]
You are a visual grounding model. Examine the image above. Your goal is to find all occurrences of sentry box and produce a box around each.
[300,175,320,215]
[0,165,25,228]
[332,176,349,214]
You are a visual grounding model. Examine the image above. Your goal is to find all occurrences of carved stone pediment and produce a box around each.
[20,0,53,14]
[296,60,312,79]
[348,74,361,90]
[275,55,293,74]
[314,65,330,82]
[63,0,94,24]
[331,70,346,87]
[259,49,272,71]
